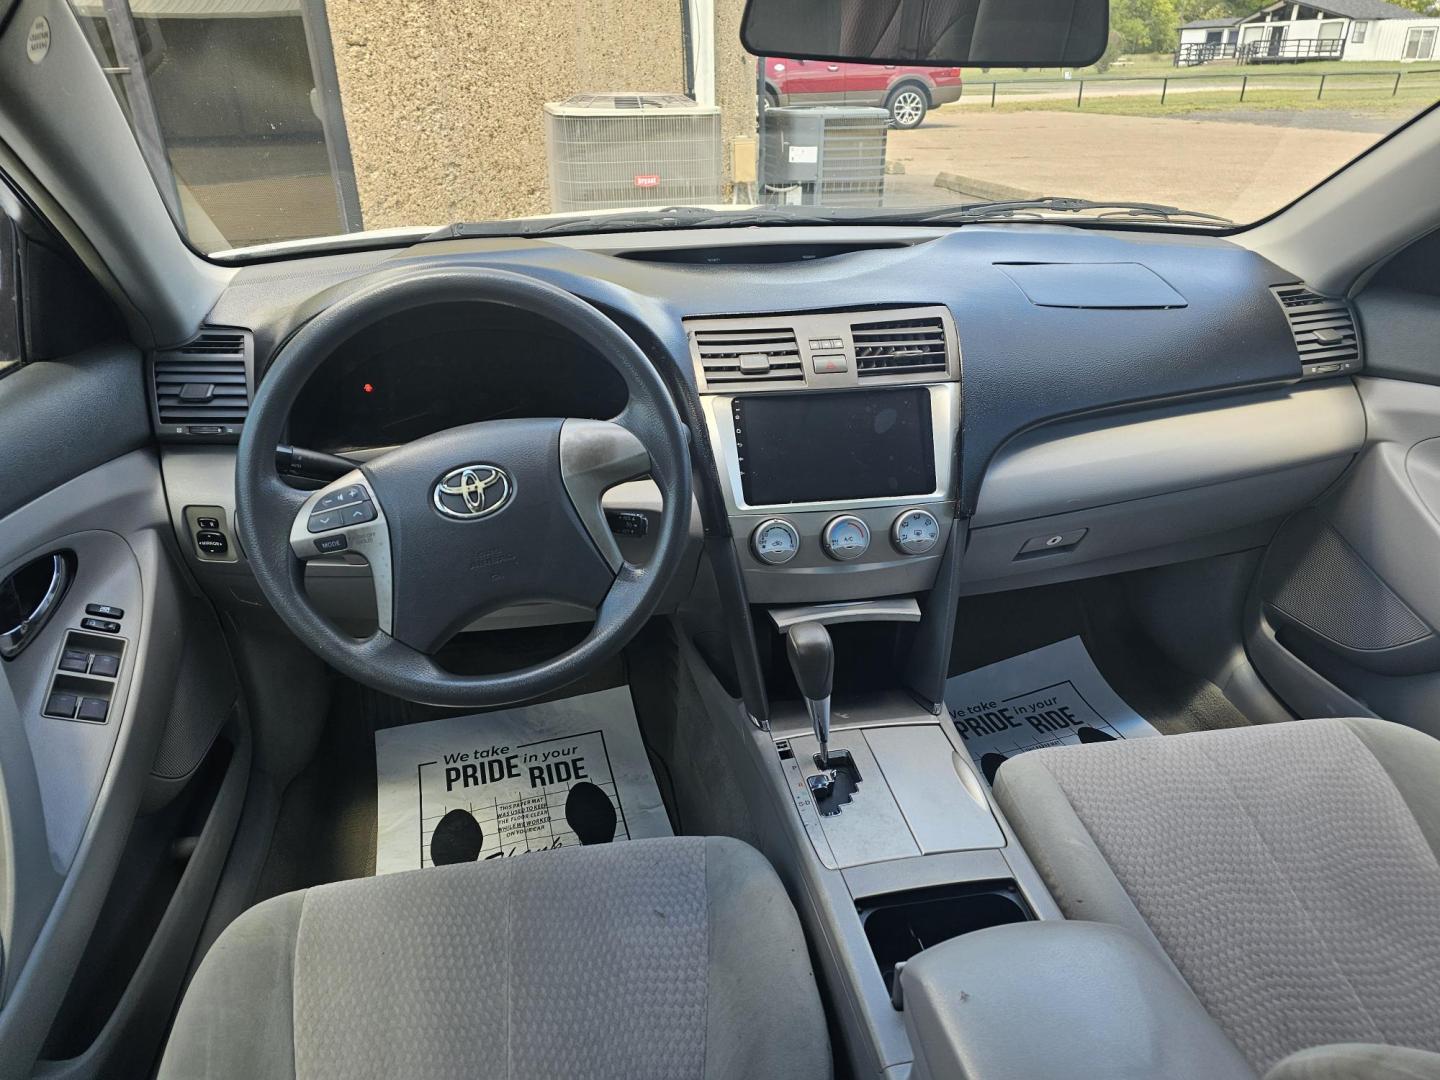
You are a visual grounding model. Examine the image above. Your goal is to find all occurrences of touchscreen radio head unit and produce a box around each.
[733,387,936,506]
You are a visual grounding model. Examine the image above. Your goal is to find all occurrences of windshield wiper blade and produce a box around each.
[432,206,846,239]
[908,197,1233,226]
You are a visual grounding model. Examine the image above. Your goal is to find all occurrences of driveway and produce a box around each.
[882,109,1378,222]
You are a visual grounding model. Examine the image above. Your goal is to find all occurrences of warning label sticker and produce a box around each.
[374,687,671,874]
[944,636,1161,784]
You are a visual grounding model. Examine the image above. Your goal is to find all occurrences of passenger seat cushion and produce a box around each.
[157,836,829,1080]
[993,718,1440,1074]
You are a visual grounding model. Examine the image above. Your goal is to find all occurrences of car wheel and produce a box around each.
[886,86,928,130]
[763,89,778,113]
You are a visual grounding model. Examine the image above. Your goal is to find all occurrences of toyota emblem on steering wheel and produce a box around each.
[433,465,512,520]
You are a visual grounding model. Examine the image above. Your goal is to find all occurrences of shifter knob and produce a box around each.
[786,622,834,765]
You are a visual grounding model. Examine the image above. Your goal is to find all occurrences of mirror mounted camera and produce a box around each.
[741,0,1109,69]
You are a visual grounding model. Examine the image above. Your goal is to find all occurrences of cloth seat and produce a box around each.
[993,716,1440,1080]
[158,836,830,1080]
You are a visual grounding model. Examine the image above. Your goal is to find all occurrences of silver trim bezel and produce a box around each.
[705,382,958,516]
[685,305,960,394]
[752,517,802,565]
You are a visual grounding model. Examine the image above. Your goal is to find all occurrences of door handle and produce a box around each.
[827,64,840,70]
[0,554,71,660]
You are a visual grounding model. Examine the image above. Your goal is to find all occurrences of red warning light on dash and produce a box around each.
[362,383,374,394]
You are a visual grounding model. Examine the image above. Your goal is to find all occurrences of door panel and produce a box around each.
[1251,377,1440,740]
[775,58,847,104]
[0,198,243,1078]
[845,63,900,105]
[0,347,151,519]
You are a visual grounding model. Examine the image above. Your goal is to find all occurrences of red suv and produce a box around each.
[761,58,962,129]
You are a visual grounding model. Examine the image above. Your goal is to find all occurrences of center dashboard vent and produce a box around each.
[152,329,253,440]
[851,315,948,376]
[692,325,804,389]
[1272,285,1361,378]
[687,305,956,392]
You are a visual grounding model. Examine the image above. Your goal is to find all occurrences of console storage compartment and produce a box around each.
[900,921,1255,1080]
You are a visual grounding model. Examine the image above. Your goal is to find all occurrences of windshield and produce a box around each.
[68,0,1440,255]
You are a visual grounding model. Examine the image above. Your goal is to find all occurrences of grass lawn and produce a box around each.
[985,84,1438,120]
[996,84,1434,119]
[974,55,1434,84]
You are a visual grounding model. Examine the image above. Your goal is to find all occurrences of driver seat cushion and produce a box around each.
[157,836,830,1080]
[992,717,1440,1076]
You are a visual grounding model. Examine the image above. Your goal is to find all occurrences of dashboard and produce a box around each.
[154,223,1366,645]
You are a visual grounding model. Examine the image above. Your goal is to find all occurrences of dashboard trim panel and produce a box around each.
[705,384,959,517]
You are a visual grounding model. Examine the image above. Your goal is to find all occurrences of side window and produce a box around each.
[1352,21,1368,44]
[0,214,21,380]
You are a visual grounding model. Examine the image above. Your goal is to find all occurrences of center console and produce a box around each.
[687,306,959,605]
[681,305,1097,1077]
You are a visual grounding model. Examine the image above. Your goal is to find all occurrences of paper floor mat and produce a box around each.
[374,686,671,874]
[944,636,1161,784]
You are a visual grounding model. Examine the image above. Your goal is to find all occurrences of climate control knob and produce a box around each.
[752,518,800,565]
[821,515,871,561]
[892,508,941,555]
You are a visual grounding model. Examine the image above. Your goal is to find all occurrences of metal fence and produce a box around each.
[959,66,1440,109]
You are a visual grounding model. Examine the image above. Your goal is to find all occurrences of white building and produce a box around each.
[1176,0,1439,65]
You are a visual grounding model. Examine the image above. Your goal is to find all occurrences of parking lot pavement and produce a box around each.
[882,109,1378,222]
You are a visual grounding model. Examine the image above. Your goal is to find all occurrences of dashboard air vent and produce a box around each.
[692,326,803,389]
[1272,285,1361,376]
[851,315,948,376]
[152,329,252,439]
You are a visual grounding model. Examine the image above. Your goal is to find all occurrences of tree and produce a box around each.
[1095,29,1128,71]
[1111,0,1182,53]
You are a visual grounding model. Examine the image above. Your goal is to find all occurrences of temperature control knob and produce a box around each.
[752,518,800,565]
[821,515,871,561]
[891,508,941,555]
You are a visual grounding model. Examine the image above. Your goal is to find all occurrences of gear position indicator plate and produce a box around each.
[374,687,671,873]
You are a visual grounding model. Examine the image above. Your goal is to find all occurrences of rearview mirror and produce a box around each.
[741,0,1109,68]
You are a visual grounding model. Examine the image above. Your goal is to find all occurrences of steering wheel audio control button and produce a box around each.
[307,509,342,533]
[290,467,395,636]
[340,500,377,526]
[314,484,370,512]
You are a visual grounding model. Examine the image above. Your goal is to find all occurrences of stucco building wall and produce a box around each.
[324,0,704,227]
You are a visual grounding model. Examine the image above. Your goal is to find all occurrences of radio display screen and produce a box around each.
[734,387,936,505]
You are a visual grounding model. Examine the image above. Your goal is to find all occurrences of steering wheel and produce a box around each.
[235,265,693,707]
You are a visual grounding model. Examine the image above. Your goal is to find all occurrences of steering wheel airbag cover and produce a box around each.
[235,264,692,707]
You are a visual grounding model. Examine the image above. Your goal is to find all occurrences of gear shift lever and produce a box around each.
[786,621,834,768]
